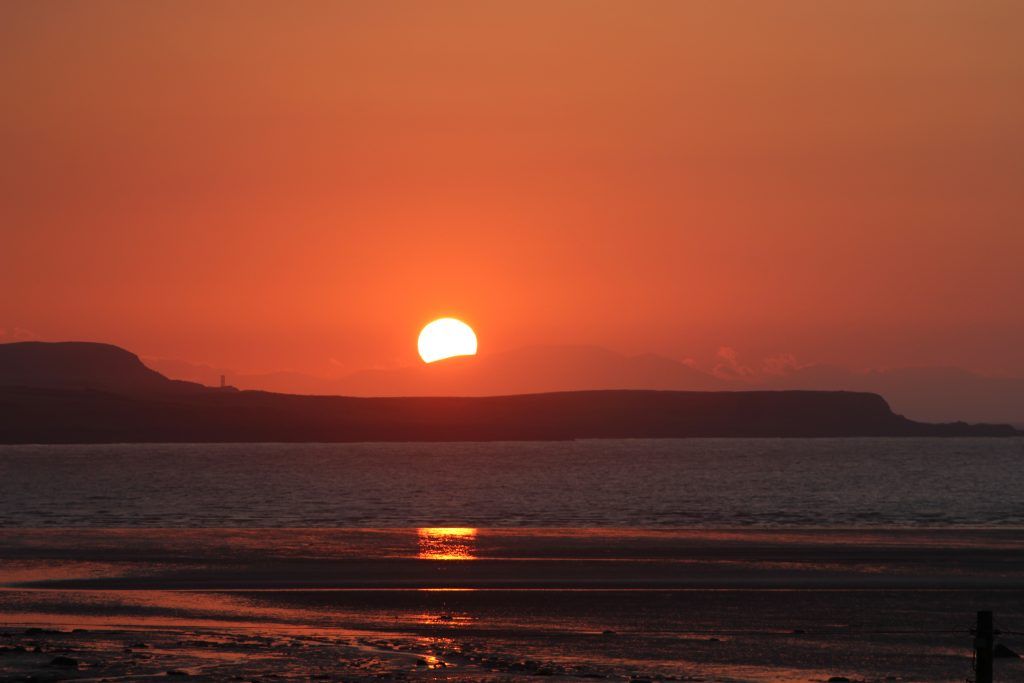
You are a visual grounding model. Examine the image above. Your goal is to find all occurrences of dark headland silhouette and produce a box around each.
[148,346,1024,426]
[0,342,1018,443]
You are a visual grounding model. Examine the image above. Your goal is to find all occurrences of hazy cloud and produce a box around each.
[713,346,754,379]
[761,353,802,376]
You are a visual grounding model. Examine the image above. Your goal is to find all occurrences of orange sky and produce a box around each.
[2,2,1023,377]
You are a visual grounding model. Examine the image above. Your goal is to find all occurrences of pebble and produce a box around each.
[50,655,79,667]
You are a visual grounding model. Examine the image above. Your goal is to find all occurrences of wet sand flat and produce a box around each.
[2,528,1024,681]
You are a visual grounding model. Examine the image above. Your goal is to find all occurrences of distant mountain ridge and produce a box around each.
[146,344,1024,426]
[335,345,727,396]
[0,341,1018,443]
[148,345,726,396]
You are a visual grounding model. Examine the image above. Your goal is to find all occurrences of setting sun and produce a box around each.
[417,318,478,364]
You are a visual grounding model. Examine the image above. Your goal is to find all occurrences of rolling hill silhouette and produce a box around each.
[0,341,207,394]
[0,341,1017,443]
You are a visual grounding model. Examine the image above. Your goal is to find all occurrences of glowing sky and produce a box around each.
[2,2,1022,377]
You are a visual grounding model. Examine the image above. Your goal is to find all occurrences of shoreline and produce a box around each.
[2,528,1023,680]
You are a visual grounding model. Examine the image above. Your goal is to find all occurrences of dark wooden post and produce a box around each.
[975,610,993,683]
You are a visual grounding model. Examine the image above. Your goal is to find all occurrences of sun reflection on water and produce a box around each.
[417,527,478,560]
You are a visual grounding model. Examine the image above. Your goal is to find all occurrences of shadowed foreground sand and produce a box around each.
[2,528,1024,681]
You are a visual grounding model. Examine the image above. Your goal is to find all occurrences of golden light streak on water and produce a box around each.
[417,527,478,560]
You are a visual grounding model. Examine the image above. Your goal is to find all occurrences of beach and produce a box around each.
[2,527,1024,681]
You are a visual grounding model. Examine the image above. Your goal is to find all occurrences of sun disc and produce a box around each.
[417,318,478,363]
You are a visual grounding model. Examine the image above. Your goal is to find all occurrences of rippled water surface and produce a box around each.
[1,438,1022,527]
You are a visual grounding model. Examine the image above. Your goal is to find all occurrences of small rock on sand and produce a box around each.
[50,655,79,667]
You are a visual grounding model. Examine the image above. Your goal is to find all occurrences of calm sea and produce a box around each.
[1,438,1022,527]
